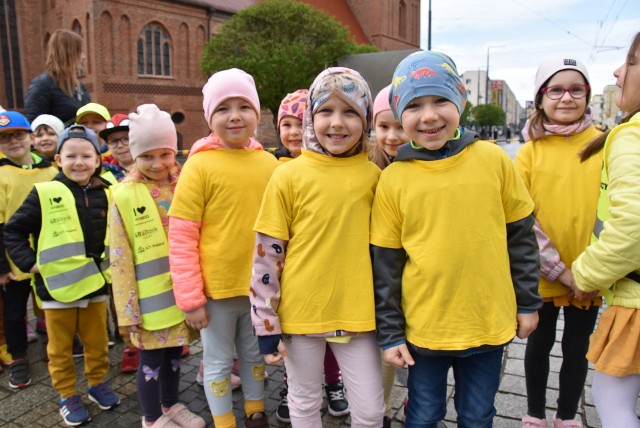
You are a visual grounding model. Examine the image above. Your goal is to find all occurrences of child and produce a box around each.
[369,83,410,427]
[168,68,277,428]
[100,113,134,175]
[31,114,65,162]
[76,102,110,153]
[110,104,204,428]
[370,51,543,427]
[0,111,57,388]
[271,89,350,424]
[4,125,119,426]
[515,57,602,428]
[250,67,385,427]
[571,32,640,428]
[369,84,408,170]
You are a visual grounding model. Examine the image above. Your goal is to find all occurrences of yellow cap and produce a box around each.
[76,102,111,122]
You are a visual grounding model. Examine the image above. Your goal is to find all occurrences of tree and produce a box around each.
[460,100,473,126]
[470,104,506,127]
[200,0,379,116]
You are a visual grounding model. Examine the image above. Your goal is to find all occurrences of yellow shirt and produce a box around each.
[515,127,602,298]
[168,149,277,298]
[254,150,380,334]
[371,141,533,350]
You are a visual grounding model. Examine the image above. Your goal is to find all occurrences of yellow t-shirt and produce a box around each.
[515,127,602,298]
[0,162,58,279]
[168,149,277,298]
[254,150,380,334]
[370,141,534,350]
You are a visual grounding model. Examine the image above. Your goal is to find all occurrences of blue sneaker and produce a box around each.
[59,394,90,426]
[87,382,120,410]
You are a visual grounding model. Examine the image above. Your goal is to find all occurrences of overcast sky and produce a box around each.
[419,0,639,105]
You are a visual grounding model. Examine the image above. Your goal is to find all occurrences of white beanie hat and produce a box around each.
[128,104,177,160]
[534,57,591,106]
[31,114,65,136]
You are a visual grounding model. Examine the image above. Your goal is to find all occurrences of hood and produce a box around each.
[395,128,480,162]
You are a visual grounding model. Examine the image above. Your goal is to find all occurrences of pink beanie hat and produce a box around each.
[277,89,308,131]
[373,84,392,124]
[202,68,261,123]
[128,104,177,160]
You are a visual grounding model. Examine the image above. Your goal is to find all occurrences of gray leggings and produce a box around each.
[592,371,640,428]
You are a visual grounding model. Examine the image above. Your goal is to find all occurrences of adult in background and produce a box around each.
[25,29,90,126]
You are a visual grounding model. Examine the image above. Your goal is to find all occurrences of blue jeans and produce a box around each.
[406,346,503,428]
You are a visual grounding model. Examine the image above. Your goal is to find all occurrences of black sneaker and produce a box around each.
[383,416,392,428]
[72,336,83,358]
[276,388,291,423]
[325,382,349,417]
[8,358,31,389]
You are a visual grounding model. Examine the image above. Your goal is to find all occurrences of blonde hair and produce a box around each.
[46,29,83,97]
[369,141,392,169]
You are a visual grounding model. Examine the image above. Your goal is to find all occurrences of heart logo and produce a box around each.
[53,197,62,203]
[136,206,146,214]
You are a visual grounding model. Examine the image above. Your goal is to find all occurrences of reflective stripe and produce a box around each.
[39,242,85,264]
[139,289,177,314]
[46,262,100,291]
[135,256,169,281]
[593,216,604,239]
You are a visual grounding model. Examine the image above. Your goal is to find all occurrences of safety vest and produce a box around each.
[101,170,118,185]
[35,181,110,303]
[110,182,184,330]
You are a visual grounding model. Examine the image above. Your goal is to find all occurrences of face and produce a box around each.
[313,96,364,156]
[401,96,460,151]
[33,125,58,158]
[55,138,101,186]
[0,130,34,164]
[540,70,588,125]
[208,97,258,149]
[135,148,176,184]
[279,116,303,158]
[375,110,408,157]
[77,113,107,137]
[106,131,134,167]
[614,47,640,113]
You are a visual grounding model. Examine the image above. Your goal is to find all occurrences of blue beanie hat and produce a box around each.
[57,125,100,154]
[390,51,467,122]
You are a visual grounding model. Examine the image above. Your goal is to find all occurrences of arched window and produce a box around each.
[137,23,171,77]
[399,0,406,39]
[72,19,82,36]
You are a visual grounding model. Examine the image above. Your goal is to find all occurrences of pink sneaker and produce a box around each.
[231,373,242,390]
[552,413,581,428]
[523,415,548,427]
[163,403,205,428]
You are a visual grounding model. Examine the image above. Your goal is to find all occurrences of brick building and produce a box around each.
[0,0,419,149]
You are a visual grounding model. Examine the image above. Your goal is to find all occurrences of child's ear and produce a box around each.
[54,153,61,164]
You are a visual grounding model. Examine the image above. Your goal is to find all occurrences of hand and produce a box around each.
[264,340,288,365]
[29,264,39,274]
[0,272,10,286]
[185,306,209,330]
[516,312,539,339]
[126,324,141,333]
[382,344,415,369]
[558,267,573,287]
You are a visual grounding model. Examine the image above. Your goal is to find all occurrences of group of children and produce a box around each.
[0,32,638,428]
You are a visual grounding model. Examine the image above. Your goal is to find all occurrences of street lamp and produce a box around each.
[485,45,505,105]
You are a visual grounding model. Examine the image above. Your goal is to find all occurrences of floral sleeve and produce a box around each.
[250,232,286,336]
[534,219,566,282]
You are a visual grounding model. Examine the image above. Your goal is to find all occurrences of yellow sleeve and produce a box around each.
[253,171,292,241]
[514,141,533,192]
[109,201,141,327]
[501,151,534,223]
[370,171,403,249]
[168,156,206,222]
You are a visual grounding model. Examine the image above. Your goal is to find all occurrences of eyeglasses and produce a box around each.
[107,136,129,148]
[541,84,590,100]
[0,130,29,144]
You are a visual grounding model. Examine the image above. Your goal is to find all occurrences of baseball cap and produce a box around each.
[76,103,111,123]
[99,113,130,140]
[0,111,32,133]
[57,125,101,154]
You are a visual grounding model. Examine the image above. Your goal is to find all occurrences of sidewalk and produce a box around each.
[0,315,602,427]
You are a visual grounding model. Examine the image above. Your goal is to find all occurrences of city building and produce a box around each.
[1,0,419,148]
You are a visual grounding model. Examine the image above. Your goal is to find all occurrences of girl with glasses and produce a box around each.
[515,58,603,427]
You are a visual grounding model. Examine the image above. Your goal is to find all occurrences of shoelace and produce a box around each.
[62,396,82,412]
[328,389,345,401]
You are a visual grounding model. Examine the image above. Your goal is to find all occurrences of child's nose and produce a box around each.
[420,106,437,121]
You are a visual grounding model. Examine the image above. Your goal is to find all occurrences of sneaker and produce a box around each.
[325,382,349,417]
[72,336,83,358]
[142,415,180,427]
[276,388,291,423]
[181,345,190,358]
[231,373,242,390]
[244,412,269,428]
[120,347,139,374]
[552,413,581,428]
[523,415,549,427]
[88,382,120,410]
[26,322,38,343]
[383,416,392,428]
[60,394,91,426]
[107,328,116,348]
[0,343,13,366]
[163,403,205,428]
[36,317,47,334]
[195,359,204,386]
[8,358,31,389]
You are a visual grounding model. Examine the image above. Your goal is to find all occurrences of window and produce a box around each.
[466,79,471,84]
[0,0,24,108]
[137,23,171,77]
